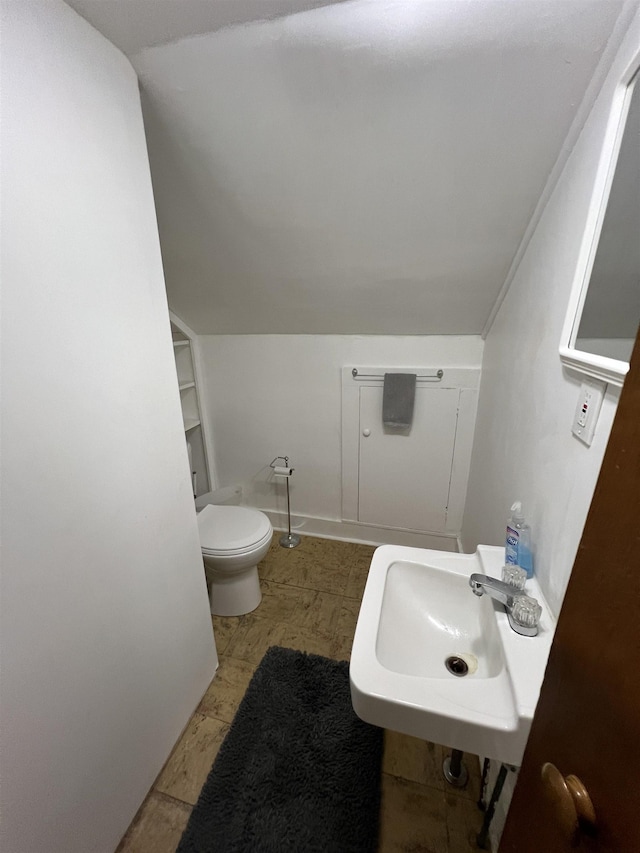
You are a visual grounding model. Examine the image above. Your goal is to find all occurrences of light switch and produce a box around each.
[571,379,605,446]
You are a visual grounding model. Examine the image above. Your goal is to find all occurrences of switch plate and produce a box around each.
[572,379,605,446]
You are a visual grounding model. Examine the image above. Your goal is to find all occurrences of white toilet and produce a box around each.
[196,502,273,616]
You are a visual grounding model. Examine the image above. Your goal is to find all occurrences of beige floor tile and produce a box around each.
[155,714,228,806]
[270,622,335,659]
[198,656,256,724]
[259,535,359,594]
[255,579,301,621]
[299,536,366,569]
[224,614,281,664]
[344,562,370,599]
[329,632,353,661]
[378,774,448,853]
[258,533,312,566]
[116,793,191,853]
[336,596,361,636]
[352,544,377,566]
[258,551,311,588]
[211,614,243,656]
[260,534,287,562]
[301,562,350,595]
[259,577,300,596]
[383,731,445,790]
[289,588,343,634]
[445,792,490,853]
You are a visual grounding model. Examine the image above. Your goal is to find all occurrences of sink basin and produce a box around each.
[350,544,555,766]
[377,560,504,679]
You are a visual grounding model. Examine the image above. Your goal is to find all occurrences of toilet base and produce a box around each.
[208,565,262,617]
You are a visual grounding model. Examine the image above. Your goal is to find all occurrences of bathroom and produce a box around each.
[2,1,639,852]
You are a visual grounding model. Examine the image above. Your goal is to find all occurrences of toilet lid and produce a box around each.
[197,504,272,553]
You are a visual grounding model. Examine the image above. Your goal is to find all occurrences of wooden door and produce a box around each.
[500,329,640,852]
[357,385,459,531]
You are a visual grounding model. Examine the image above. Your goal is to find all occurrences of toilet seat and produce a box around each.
[198,504,272,556]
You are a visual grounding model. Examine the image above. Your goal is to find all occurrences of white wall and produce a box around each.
[0,4,217,852]
[198,334,482,539]
[462,7,639,618]
[461,8,639,846]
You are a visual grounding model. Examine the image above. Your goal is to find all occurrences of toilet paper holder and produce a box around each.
[269,457,300,549]
[269,456,294,477]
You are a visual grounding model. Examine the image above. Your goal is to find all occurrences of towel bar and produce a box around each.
[351,368,443,381]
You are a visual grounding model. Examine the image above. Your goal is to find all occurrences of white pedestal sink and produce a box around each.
[349,544,555,766]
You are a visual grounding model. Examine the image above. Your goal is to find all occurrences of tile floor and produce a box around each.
[117,535,490,853]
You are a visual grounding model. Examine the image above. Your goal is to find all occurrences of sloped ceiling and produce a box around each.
[68,0,625,334]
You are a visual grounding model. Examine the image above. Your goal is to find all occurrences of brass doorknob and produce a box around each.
[541,762,596,844]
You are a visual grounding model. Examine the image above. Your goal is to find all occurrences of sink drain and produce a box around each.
[445,656,469,677]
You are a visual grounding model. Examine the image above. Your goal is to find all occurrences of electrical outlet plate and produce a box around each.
[571,379,606,446]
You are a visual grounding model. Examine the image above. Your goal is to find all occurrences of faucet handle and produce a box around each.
[511,595,542,630]
[501,564,527,591]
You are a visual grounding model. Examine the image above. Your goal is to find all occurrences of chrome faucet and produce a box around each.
[469,573,541,637]
[469,574,522,607]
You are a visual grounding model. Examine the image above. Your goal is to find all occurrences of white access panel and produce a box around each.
[341,367,480,535]
[357,385,460,531]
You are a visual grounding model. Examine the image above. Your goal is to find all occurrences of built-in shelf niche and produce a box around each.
[171,322,209,497]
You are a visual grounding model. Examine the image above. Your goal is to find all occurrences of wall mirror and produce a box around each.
[560,57,640,386]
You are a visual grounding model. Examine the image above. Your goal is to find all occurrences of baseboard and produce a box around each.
[256,508,459,552]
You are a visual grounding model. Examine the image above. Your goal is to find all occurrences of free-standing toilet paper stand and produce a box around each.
[270,456,301,549]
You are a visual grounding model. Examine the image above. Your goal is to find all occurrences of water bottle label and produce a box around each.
[506,525,519,564]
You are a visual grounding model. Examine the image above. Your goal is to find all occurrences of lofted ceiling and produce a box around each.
[65,0,350,53]
[67,0,626,335]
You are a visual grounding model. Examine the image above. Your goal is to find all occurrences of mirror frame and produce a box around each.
[559,48,640,387]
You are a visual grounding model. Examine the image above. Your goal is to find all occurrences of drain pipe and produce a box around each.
[443,749,469,788]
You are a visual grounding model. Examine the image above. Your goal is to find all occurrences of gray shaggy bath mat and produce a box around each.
[177,646,383,853]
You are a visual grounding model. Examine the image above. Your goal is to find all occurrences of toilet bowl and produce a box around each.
[197,503,273,616]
